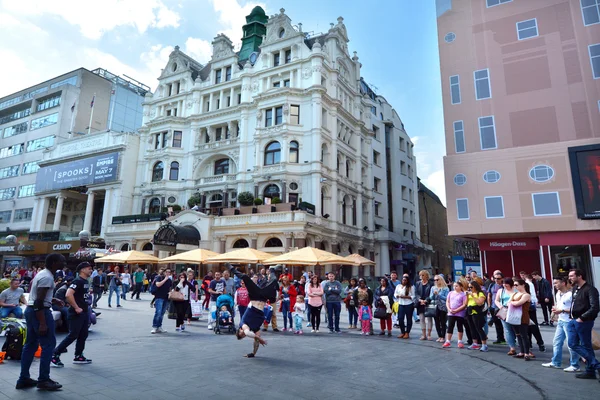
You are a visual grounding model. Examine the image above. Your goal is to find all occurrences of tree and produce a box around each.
[271,197,281,204]
[253,198,263,206]
[188,193,202,208]
[237,191,254,206]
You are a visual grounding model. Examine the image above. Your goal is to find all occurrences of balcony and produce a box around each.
[197,174,237,185]
[196,136,239,150]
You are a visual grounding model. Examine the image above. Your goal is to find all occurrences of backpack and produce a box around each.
[1,318,26,360]
[149,277,159,295]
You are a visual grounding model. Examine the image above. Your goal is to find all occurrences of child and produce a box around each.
[219,305,233,325]
[293,295,306,334]
[358,299,372,335]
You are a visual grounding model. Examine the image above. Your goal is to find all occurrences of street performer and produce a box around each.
[231,264,278,358]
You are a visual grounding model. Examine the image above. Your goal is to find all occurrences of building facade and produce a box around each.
[437,0,600,287]
[105,7,420,277]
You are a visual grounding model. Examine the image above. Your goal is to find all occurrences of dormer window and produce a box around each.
[278,28,285,38]
[172,62,177,72]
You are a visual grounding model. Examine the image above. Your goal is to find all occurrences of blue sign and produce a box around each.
[35,152,119,192]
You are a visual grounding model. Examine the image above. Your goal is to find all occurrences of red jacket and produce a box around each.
[278,284,297,312]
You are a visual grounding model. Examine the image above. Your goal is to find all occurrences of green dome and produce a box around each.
[247,6,267,23]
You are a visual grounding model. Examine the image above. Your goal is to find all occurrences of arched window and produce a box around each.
[142,242,153,251]
[233,239,249,248]
[209,193,223,203]
[289,140,299,163]
[380,112,384,120]
[263,184,280,200]
[264,141,281,165]
[169,161,179,181]
[214,158,229,175]
[149,198,161,214]
[265,237,283,247]
[120,243,130,251]
[152,161,164,182]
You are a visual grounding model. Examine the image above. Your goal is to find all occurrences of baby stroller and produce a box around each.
[214,294,235,334]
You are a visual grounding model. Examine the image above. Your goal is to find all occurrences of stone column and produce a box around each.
[209,92,214,112]
[294,232,306,249]
[220,237,226,253]
[331,240,340,255]
[314,235,323,251]
[250,233,258,249]
[83,190,95,232]
[52,195,66,231]
[100,188,113,237]
[284,232,293,251]
[379,241,390,276]
[281,180,287,203]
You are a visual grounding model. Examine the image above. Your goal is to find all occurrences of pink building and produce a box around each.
[436,0,600,284]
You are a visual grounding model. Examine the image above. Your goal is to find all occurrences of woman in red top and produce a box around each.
[235,280,251,319]
[278,275,297,332]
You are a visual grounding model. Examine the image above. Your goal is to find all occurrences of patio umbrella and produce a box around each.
[94,250,159,264]
[206,248,274,264]
[344,253,376,266]
[262,247,358,266]
[158,249,219,264]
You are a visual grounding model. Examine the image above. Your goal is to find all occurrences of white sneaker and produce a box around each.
[541,362,560,369]
[208,324,213,330]
[563,366,580,372]
[311,329,315,333]
[156,327,165,333]
[151,328,157,334]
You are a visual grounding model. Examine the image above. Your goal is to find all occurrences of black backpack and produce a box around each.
[1,318,26,360]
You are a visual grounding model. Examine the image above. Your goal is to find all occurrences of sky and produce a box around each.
[0,0,446,204]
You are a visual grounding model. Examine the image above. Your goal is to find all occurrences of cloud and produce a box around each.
[184,37,212,64]
[209,0,266,45]
[422,169,446,207]
[1,0,180,39]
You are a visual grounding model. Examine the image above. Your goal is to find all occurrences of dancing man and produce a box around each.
[232,265,279,358]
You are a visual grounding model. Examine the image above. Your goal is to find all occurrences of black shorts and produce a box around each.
[240,306,264,332]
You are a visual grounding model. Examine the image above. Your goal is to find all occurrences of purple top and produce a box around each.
[447,291,467,317]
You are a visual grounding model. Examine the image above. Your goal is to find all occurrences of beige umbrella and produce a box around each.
[262,247,358,266]
[158,249,219,264]
[344,253,376,266]
[94,250,159,264]
[206,248,274,264]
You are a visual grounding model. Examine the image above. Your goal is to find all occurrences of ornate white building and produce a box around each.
[104,7,420,277]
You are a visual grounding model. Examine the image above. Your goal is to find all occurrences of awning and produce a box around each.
[153,224,200,247]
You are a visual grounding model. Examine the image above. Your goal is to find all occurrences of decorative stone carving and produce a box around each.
[251,80,259,93]
[284,232,293,238]
[302,68,312,79]
[211,34,235,61]
[314,235,323,243]
[293,232,307,239]
[282,104,289,115]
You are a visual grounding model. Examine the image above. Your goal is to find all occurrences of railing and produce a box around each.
[112,213,165,224]
[106,221,161,233]
[198,174,237,185]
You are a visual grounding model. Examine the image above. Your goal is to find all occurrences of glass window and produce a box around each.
[375,201,380,217]
[215,69,222,84]
[453,121,465,153]
[581,0,600,26]
[233,239,249,248]
[450,75,461,104]
[152,161,164,182]
[485,196,505,218]
[36,94,61,112]
[285,50,291,63]
[265,109,273,127]
[374,177,381,192]
[225,67,232,81]
[590,44,600,79]
[373,150,380,165]
[30,112,58,130]
[483,170,501,183]
[290,105,300,124]
[474,69,491,100]
[517,18,539,40]
[263,184,280,199]
[275,106,283,125]
[26,136,54,152]
[214,158,229,175]
[169,161,179,181]
[17,184,35,198]
[273,81,281,88]
[265,237,283,247]
[444,32,456,43]
[3,122,28,138]
[529,165,555,182]
[274,53,280,66]
[532,192,561,216]
[14,208,33,221]
[264,141,281,165]
[50,76,77,89]
[370,106,376,115]
[454,173,467,186]
[22,161,39,175]
[162,132,168,148]
[0,107,31,125]
[149,198,161,214]
[0,143,24,159]
[479,116,497,150]
[487,0,512,7]
[289,141,299,163]
[0,165,19,179]
[22,86,48,100]
[172,131,182,147]
[456,198,469,220]
[215,127,223,141]
[0,210,11,223]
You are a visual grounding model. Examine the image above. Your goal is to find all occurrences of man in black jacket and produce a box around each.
[567,269,600,381]
[532,271,554,326]
[91,268,105,308]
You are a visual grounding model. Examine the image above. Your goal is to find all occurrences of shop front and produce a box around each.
[18,240,82,269]
[479,238,540,279]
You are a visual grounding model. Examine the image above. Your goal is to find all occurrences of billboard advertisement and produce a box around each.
[569,144,600,219]
[35,152,119,192]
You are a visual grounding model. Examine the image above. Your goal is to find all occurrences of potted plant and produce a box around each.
[237,191,254,206]
[271,197,282,204]
[187,193,202,208]
[253,198,263,206]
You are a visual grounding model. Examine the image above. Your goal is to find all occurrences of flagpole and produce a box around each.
[87,93,96,135]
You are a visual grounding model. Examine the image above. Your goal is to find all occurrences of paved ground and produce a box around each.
[1,293,599,400]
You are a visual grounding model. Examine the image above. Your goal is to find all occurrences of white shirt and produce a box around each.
[555,290,573,323]
[121,273,131,286]
[526,280,538,305]
[394,285,415,305]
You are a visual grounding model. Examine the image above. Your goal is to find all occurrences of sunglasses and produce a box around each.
[514,283,520,286]
[495,277,502,280]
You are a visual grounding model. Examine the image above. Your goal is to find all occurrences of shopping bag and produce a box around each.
[191,300,203,318]
[592,329,600,351]
[506,303,522,325]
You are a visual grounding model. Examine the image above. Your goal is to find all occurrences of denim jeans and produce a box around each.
[305,299,311,325]
[551,320,580,368]
[1,305,23,318]
[501,319,517,349]
[567,319,600,374]
[398,303,415,334]
[152,298,169,328]
[121,284,130,299]
[19,307,56,382]
[54,312,89,356]
[108,285,121,306]
[281,300,292,330]
[92,290,103,307]
[326,302,341,332]
[348,305,358,326]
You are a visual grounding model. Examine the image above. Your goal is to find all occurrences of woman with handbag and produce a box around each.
[374,278,394,336]
[494,277,518,355]
[465,281,489,351]
[171,272,193,332]
[430,275,449,342]
[107,266,122,308]
[508,279,532,360]
[344,278,359,329]
[395,276,415,339]
[415,270,433,340]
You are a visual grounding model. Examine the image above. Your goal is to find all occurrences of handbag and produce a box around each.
[506,303,522,325]
[373,307,388,319]
[424,303,436,318]
[496,307,507,320]
[169,290,185,302]
[190,300,202,317]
